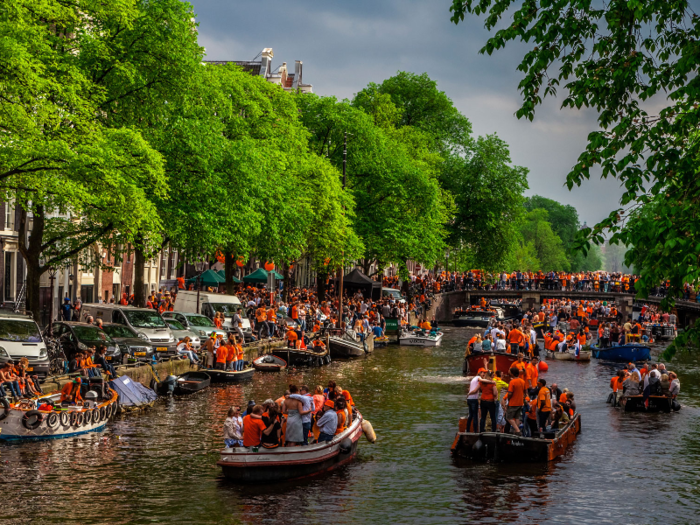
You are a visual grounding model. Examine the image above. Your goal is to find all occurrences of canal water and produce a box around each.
[2,327,700,524]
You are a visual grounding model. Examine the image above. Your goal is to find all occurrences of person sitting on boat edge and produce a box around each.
[60,378,83,406]
[242,405,266,448]
[93,346,117,379]
[0,361,22,400]
[316,400,338,443]
[223,406,243,448]
[176,337,199,365]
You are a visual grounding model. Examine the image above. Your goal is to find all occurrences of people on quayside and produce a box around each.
[222,382,355,448]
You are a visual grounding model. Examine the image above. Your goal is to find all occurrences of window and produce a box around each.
[160,250,168,278]
[4,252,13,301]
[0,319,42,343]
[123,310,167,329]
[102,325,135,339]
[5,201,14,230]
[170,250,177,279]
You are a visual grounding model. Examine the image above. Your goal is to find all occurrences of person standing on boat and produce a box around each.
[536,379,552,432]
[316,400,338,443]
[466,368,495,433]
[283,385,311,446]
[289,385,315,445]
[505,368,527,435]
[242,405,266,448]
[223,406,243,448]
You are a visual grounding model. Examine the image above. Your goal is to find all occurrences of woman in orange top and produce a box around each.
[215,344,228,370]
[335,397,348,435]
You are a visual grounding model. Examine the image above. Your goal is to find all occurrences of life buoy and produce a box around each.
[46,412,60,430]
[60,411,70,427]
[0,397,10,421]
[22,410,44,430]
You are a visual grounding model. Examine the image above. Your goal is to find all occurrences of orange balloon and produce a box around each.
[236,260,244,268]
[264,261,275,272]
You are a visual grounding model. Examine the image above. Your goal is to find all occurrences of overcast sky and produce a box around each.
[190,0,626,226]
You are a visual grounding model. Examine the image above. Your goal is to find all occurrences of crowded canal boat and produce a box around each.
[217,382,375,482]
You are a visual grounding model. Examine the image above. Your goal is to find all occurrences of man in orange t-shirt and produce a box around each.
[526,357,539,396]
[215,344,228,370]
[505,367,527,435]
[508,328,525,354]
[242,406,267,447]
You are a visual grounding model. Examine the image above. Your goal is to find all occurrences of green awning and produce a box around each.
[186,269,224,287]
[242,268,284,284]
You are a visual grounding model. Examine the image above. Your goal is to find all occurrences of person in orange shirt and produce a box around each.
[609,370,627,407]
[286,328,298,348]
[214,312,223,329]
[526,357,539,396]
[60,378,83,405]
[536,378,552,432]
[242,405,267,447]
[215,343,228,370]
[508,328,525,354]
[266,305,277,338]
[506,367,527,435]
[224,340,236,371]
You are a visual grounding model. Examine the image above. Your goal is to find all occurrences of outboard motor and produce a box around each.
[89,377,106,398]
[84,390,99,408]
[158,375,177,396]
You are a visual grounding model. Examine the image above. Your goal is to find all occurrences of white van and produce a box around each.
[0,312,50,377]
[382,287,406,304]
[80,304,176,348]
[173,291,251,333]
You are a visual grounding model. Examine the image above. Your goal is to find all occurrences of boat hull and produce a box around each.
[329,338,366,358]
[252,355,287,372]
[174,372,211,395]
[399,333,443,346]
[0,389,118,441]
[272,348,331,367]
[453,317,491,328]
[200,367,254,383]
[591,345,651,362]
[621,395,673,413]
[217,415,363,483]
[451,414,581,462]
[546,350,591,362]
[464,352,521,381]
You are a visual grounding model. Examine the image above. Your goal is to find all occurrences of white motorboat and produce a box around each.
[399,329,444,347]
[0,386,118,441]
[217,411,370,482]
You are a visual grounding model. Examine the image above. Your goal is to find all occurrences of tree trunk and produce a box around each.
[133,239,146,307]
[17,206,44,322]
[283,262,291,303]
[225,252,236,295]
[363,258,372,275]
[317,270,327,302]
[402,259,412,302]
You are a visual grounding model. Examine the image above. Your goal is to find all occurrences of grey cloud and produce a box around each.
[190,0,625,225]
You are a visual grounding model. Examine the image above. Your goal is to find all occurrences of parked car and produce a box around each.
[171,291,251,333]
[0,312,50,377]
[163,319,202,350]
[47,322,123,364]
[80,304,176,347]
[382,287,406,304]
[162,312,226,339]
[100,322,157,362]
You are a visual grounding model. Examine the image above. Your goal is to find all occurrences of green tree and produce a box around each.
[450,0,700,355]
[0,0,166,320]
[520,209,569,271]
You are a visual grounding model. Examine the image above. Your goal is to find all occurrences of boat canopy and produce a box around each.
[109,375,158,407]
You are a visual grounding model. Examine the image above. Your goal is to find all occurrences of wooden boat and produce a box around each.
[453,308,501,327]
[399,329,443,346]
[272,340,331,367]
[546,349,591,361]
[374,335,390,347]
[329,330,374,358]
[217,411,366,482]
[173,371,211,395]
[252,355,287,372]
[0,387,118,441]
[620,395,676,413]
[199,367,254,383]
[463,351,522,381]
[591,344,651,362]
[451,413,581,462]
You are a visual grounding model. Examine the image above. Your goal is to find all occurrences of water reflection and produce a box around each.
[2,332,700,524]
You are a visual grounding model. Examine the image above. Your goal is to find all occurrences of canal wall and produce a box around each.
[40,338,286,393]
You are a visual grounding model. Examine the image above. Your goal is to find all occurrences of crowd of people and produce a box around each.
[222,381,355,448]
[466,365,576,436]
[609,362,680,406]
[0,358,43,401]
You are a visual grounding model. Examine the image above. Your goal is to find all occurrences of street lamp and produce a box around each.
[48,267,57,331]
[195,260,205,314]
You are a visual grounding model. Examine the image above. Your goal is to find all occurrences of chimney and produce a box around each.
[293,60,302,90]
[260,48,274,79]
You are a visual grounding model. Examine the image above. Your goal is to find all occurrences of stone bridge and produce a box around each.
[425,289,700,328]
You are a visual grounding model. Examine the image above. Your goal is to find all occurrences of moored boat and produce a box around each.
[453,307,501,328]
[199,366,254,383]
[0,387,118,441]
[398,329,443,346]
[272,344,331,367]
[451,413,581,462]
[328,330,374,358]
[217,411,366,482]
[546,349,591,362]
[590,344,651,362]
[173,371,211,395]
[252,355,287,372]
